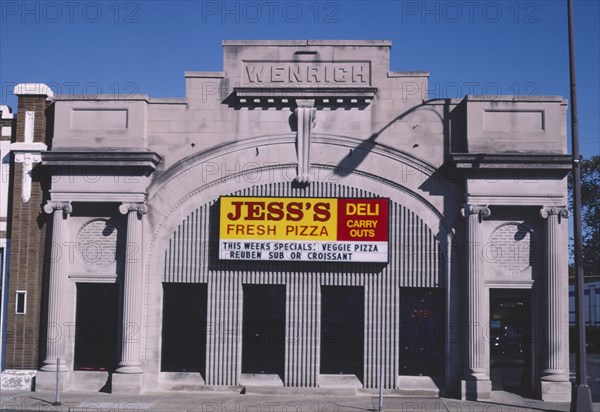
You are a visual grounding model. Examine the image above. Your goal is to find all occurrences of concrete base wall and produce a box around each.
[461,379,492,401]
[540,381,572,402]
[1,370,36,391]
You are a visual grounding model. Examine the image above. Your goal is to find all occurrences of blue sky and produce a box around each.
[1,0,598,157]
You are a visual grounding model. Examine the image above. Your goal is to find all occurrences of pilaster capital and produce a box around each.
[43,201,72,215]
[461,204,491,219]
[296,99,316,109]
[540,206,569,219]
[119,202,148,216]
[295,99,317,122]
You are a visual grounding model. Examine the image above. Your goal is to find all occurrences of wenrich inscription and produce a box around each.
[243,62,370,86]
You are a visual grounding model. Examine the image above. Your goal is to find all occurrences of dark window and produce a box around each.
[74,283,119,371]
[242,284,286,376]
[320,286,364,380]
[490,289,532,395]
[399,287,445,376]
[161,283,207,374]
[15,291,26,314]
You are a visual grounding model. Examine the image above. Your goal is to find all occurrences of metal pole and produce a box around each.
[378,351,383,412]
[567,0,593,410]
[53,357,62,406]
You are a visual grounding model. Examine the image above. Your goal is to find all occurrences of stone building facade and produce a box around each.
[1,41,572,401]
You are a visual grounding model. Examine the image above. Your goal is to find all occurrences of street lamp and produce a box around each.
[567,1,593,410]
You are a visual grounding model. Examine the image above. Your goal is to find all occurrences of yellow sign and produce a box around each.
[219,196,390,262]
[220,197,337,241]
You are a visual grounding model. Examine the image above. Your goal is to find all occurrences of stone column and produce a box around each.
[539,207,571,401]
[461,204,492,400]
[41,201,72,372]
[116,202,147,375]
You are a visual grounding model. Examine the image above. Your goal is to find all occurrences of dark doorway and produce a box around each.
[242,284,286,376]
[320,286,364,380]
[161,283,207,374]
[490,289,533,395]
[74,283,119,371]
[399,288,445,376]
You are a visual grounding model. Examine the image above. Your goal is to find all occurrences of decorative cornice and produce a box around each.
[461,204,491,218]
[465,195,565,207]
[68,273,118,283]
[540,206,570,219]
[50,191,147,203]
[43,201,72,215]
[450,153,572,172]
[42,151,162,173]
[230,87,376,109]
[119,202,147,216]
[10,142,47,153]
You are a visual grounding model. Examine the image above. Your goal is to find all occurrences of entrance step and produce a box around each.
[394,376,443,397]
[70,371,110,392]
[244,385,357,396]
[319,374,363,389]
[158,372,206,391]
[240,374,283,387]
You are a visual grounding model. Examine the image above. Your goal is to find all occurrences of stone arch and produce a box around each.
[142,134,461,389]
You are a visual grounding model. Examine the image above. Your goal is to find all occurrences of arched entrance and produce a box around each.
[142,136,461,392]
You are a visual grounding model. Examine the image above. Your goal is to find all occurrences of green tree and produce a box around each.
[570,155,600,277]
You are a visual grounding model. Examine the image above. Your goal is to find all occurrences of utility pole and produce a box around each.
[567,1,593,410]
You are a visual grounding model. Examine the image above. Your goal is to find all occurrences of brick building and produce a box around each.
[1,85,53,388]
[1,41,573,402]
[1,104,15,373]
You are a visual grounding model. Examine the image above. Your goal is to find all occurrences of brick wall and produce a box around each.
[5,95,50,369]
[488,222,536,274]
[0,107,14,240]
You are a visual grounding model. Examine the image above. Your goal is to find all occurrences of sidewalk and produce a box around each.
[2,389,597,412]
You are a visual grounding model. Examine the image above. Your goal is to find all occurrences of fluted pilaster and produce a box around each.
[116,202,147,374]
[41,201,72,371]
[462,204,491,380]
[285,275,319,387]
[540,206,570,382]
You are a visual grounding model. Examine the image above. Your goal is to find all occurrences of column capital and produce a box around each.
[43,201,72,215]
[461,204,491,218]
[119,202,147,216]
[540,206,569,219]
